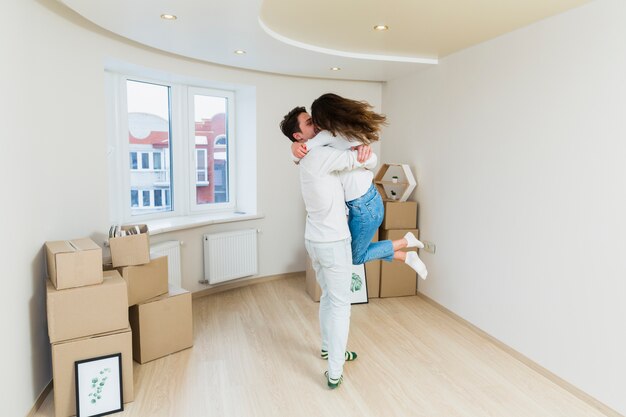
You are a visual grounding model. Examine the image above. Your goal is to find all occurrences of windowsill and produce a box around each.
[146,211,264,235]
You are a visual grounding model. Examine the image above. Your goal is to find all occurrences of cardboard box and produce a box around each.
[129,286,193,364]
[380,261,417,298]
[51,327,134,417]
[381,201,418,230]
[305,231,382,301]
[46,270,129,343]
[109,224,150,268]
[117,256,169,306]
[379,229,419,298]
[366,259,381,299]
[45,238,103,290]
[379,228,419,243]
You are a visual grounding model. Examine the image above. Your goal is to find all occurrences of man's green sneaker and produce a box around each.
[324,371,343,389]
[321,349,358,361]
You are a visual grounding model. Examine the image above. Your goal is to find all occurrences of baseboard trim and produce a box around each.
[416,292,623,417]
[192,271,303,299]
[26,380,52,417]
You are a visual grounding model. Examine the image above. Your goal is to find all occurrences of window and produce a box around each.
[196,148,208,184]
[130,190,138,207]
[153,152,162,170]
[190,88,232,208]
[106,73,237,222]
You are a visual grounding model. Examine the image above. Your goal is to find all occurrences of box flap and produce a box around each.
[46,240,75,255]
[69,238,100,251]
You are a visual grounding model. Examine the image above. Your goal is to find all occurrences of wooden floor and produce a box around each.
[35,275,610,417]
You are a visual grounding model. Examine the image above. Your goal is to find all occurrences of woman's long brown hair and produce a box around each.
[311,93,387,145]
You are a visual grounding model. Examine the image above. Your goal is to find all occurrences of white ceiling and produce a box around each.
[58,0,591,82]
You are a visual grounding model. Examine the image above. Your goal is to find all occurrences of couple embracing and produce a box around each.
[280,93,427,389]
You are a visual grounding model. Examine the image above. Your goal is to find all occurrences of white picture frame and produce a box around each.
[75,353,123,417]
[350,264,368,304]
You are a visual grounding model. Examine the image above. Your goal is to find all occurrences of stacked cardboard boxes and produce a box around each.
[305,231,382,300]
[379,201,419,298]
[45,228,195,415]
[45,238,134,417]
[108,226,193,364]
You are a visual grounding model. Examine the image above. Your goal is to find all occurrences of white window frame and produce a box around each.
[188,87,235,213]
[106,72,237,223]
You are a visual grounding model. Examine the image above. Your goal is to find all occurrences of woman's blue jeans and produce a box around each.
[345,184,394,265]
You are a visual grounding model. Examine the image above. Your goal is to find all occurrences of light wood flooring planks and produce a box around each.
[34,275,613,417]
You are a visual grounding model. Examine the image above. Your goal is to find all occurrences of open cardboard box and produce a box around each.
[109,224,150,268]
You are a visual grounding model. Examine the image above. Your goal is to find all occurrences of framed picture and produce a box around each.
[75,353,123,417]
[350,264,368,304]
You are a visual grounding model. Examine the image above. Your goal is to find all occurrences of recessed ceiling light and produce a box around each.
[373,25,388,31]
[330,67,341,71]
[234,50,246,55]
[160,14,177,20]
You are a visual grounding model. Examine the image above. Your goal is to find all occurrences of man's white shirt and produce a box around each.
[298,146,377,242]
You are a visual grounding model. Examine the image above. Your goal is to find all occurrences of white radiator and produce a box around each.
[203,229,258,284]
[150,240,182,287]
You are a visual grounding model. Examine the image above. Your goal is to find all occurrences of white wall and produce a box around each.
[382,0,626,414]
[1,1,381,415]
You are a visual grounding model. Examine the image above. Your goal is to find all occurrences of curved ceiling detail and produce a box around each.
[57,0,591,82]
[257,17,438,64]
[258,0,591,59]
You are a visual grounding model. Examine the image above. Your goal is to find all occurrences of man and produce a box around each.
[280,107,376,389]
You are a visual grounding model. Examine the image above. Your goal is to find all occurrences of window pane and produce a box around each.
[153,152,162,170]
[193,94,228,205]
[154,190,162,207]
[127,80,173,215]
[142,190,150,207]
[196,149,206,170]
[130,190,138,207]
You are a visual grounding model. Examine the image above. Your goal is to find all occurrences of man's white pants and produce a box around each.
[305,238,352,380]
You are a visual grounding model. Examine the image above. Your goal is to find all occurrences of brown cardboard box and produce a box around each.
[379,229,419,298]
[117,256,169,306]
[381,201,418,230]
[46,270,129,343]
[305,231,382,301]
[51,327,134,417]
[109,224,150,268]
[380,261,417,298]
[45,238,103,290]
[379,228,419,244]
[366,259,381,299]
[129,286,193,364]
